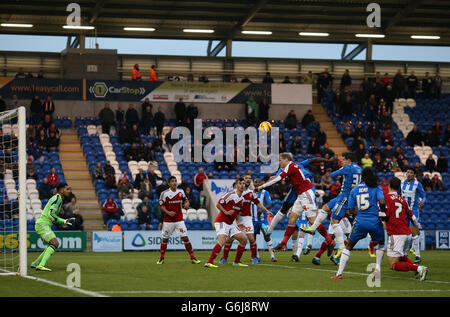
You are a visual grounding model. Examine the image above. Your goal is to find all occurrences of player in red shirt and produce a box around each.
[257,152,332,250]
[219,174,271,265]
[157,176,201,265]
[204,178,249,268]
[379,177,428,280]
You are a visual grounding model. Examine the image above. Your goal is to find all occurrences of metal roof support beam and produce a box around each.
[207,40,227,57]
[89,0,107,24]
[342,43,367,60]
[66,36,80,48]
[383,0,426,33]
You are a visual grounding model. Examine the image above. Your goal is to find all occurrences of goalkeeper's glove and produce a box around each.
[64,218,76,226]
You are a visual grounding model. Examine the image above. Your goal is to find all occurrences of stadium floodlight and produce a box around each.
[299,32,329,37]
[411,35,440,40]
[183,29,214,33]
[63,25,95,30]
[355,34,385,38]
[0,107,27,277]
[1,23,33,28]
[124,27,156,32]
[241,30,272,35]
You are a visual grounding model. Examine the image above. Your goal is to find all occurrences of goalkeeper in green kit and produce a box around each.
[31,183,75,271]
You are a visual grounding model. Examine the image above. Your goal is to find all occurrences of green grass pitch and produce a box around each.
[1,250,450,297]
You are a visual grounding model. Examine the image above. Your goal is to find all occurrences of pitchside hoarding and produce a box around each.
[0,231,86,251]
[92,231,123,252]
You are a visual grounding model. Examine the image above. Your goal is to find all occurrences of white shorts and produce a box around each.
[215,222,241,238]
[291,189,317,219]
[328,217,352,235]
[161,221,188,239]
[238,216,254,234]
[387,234,412,258]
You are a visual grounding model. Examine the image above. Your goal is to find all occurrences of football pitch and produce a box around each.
[1,250,450,297]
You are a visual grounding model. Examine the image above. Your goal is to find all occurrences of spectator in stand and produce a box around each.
[64,204,84,231]
[156,178,169,197]
[437,154,448,173]
[307,136,320,155]
[342,126,353,141]
[406,71,418,98]
[433,72,443,99]
[332,87,342,114]
[129,124,141,144]
[125,104,139,128]
[144,142,156,162]
[94,162,104,180]
[282,76,292,84]
[262,72,274,84]
[307,119,321,136]
[149,65,157,81]
[42,95,55,116]
[381,73,390,87]
[361,153,373,168]
[424,129,440,147]
[422,174,433,191]
[132,64,142,81]
[290,136,302,154]
[138,178,152,199]
[316,127,327,146]
[137,204,152,230]
[353,121,366,139]
[137,196,152,214]
[147,168,162,187]
[301,110,315,128]
[141,105,154,135]
[174,98,186,127]
[198,72,209,83]
[102,196,120,227]
[116,103,125,125]
[330,179,341,198]
[372,153,383,171]
[302,71,314,85]
[186,102,199,122]
[98,103,115,135]
[103,172,116,190]
[141,98,153,116]
[118,124,132,144]
[355,85,367,114]
[340,69,352,89]
[46,130,59,151]
[153,106,165,136]
[259,98,270,122]
[321,143,335,158]
[425,154,436,172]
[393,69,406,98]
[241,74,252,83]
[15,67,26,78]
[124,143,140,161]
[185,186,199,209]
[153,134,163,152]
[38,177,53,199]
[117,171,132,199]
[278,133,287,153]
[431,175,445,191]
[26,158,38,180]
[30,95,43,124]
[407,125,423,147]
[381,128,394,146]
[422,72,433,99]
[355,143,366,164]
[414,162,424,180]
[341,94,353,121]
[285,110,297,130]
[193,168,208,191]
[431,121,443,139]
[383,84,395,114]
[47,168,58,188]
[320,170,333,191]
[102,161,115,178]
[382,144,394,160]
[245,96,258,126]
[134,168,148,190]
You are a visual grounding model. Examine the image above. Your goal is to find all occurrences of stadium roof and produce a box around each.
[1,0,450,47]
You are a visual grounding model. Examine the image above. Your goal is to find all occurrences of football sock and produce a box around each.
[38,245,56,267]
[296,237,305,257]
[393,261,418,272]
[267,239,275,258]
[344,238,348,246]
[317,224,333,244]
[250,242,258,259]
[281,225,296,245]
[315,241,328,258]
[267,212,284,234]
[332,223,345,249]
[412,235,420,257]
[222,242,232,260]
[375,244,385,272]
[32,250,46,266]
[306,232,313,246]
[208,243,223,263]
[369,241,377,253]
[291,238,298,255]
[159,241,167,260]
[401,255,415,265]
[234,244,246,263]
[184,241,194,259]
[336,249,351,276]
[310,209,328,230]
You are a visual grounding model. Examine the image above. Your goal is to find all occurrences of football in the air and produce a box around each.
[258,121,272,133]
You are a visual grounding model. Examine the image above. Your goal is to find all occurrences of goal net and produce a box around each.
[0,107,27,276]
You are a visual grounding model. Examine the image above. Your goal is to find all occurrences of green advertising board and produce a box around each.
[0,231,86,252]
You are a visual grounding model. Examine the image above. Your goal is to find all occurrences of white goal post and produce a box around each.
[0,106,27,276]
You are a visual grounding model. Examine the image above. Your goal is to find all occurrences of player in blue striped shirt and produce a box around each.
[251,178,276,262]
[400,168,426,263]
[331,168,386,279]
